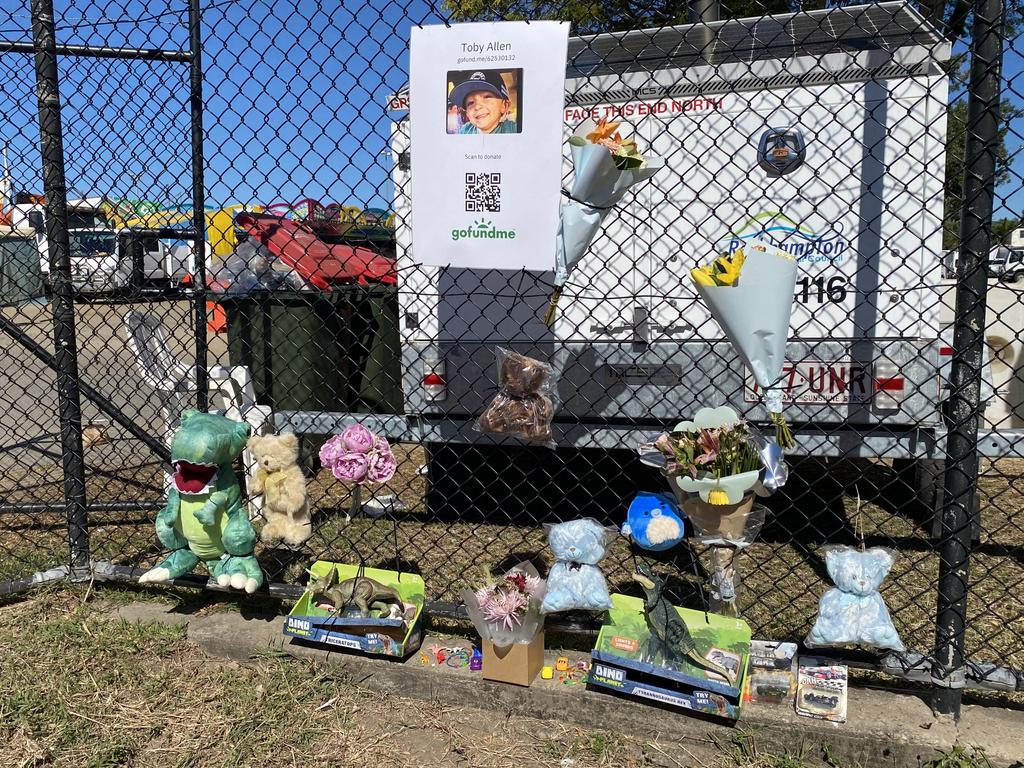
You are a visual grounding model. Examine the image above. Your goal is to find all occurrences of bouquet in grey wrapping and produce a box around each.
[690,240,798,447]
[544,120,663,326]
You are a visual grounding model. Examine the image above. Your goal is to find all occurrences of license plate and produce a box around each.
[603,363,682,386]
[744,361,873,404]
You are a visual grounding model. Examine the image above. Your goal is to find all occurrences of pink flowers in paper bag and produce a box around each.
[319,424,396,486]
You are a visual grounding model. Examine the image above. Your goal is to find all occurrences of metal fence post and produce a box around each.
[932,0,1006,719]
[189,0,209,411]
[29,0,90,572]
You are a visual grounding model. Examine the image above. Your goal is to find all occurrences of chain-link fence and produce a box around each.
[1,0,1022,717]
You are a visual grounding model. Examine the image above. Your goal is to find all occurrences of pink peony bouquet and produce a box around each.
[320,424,397,517]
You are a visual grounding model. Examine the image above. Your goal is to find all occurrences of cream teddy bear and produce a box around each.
[248,433,312,546]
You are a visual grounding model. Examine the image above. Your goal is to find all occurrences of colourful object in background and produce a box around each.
[540,665,554,680]
[555,656,570,672]
[235,212,397,287]
[470,647,483,671]
[263,198,396,241]
[206,301,227,333]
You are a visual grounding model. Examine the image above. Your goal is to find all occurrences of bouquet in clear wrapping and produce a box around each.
[644,406,788,617]
[462,562,546,646]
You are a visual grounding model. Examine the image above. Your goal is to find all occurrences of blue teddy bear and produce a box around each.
[540,518,614,614]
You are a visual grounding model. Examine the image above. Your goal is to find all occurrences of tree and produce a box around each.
[942,96,1023,250]
[993,218,1022,246]
[443,0,793,32]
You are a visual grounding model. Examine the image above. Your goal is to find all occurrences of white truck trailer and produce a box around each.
[285,2,1019,522]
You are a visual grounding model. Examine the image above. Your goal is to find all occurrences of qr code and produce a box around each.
[465,172,501,212]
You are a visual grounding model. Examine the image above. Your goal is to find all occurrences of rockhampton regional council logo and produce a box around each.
[451,218,517,242]
[725,211,847,264]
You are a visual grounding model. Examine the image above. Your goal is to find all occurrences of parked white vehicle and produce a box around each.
[1007,226,1024,249]
[285,2,1021,524]
[390,3,962,446]
[987,246,1024,282]
[7,196,192,293]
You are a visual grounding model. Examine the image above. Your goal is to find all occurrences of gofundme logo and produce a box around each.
[451,218,517,242]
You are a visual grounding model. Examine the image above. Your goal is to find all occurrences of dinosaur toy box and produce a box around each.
[283,560,425,657]
[588,593,751,721]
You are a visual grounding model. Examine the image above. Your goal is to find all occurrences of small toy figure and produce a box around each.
[139,411,262,593]
[248,433,313,546]
[470,647,483,671]
[555,656,570,672]
[633,563,736,684]
[307,564,405,618]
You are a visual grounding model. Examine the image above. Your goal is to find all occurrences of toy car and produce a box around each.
[802,692,839,709]
[755,684,791,699]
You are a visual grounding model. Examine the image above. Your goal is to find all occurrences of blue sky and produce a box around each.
[0,0,1021,221]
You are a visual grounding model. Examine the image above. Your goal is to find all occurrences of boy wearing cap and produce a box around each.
[450,70,518,135]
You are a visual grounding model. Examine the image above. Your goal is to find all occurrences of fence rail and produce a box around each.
[1,0,1023,719]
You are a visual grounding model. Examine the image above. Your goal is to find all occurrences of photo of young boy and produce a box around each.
[446,69,522,135]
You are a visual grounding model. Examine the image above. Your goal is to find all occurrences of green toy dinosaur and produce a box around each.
[307,564,405,618]
[633,563,736,685]
[139,410,263,593]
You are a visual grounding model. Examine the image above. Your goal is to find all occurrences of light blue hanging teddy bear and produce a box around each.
[806,546,904,652]
[540,518,614,614]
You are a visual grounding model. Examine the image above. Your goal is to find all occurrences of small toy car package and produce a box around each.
[743,640,797,705]
[795,657,848,723]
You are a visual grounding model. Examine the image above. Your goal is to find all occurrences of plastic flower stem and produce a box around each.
[770,412,795,450]
[543,286,562,327]
[349,484,362,519]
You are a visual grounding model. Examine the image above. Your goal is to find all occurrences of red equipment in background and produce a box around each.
[234,212,397,288]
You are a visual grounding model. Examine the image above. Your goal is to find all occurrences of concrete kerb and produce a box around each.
[109,601,1024,767]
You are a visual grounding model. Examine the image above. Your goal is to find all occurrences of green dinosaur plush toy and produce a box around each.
[139,410,263,593]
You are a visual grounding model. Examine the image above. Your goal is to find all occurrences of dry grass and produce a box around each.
[0,587,1001,768]
[0,588,723,768]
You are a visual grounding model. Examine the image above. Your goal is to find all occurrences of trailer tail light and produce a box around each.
[422,354,446,400]
[873,358,905,410]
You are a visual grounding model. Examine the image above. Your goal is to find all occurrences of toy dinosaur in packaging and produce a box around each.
[139,410,262,593]
[633,563,736,684]
[307,564,406,618]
